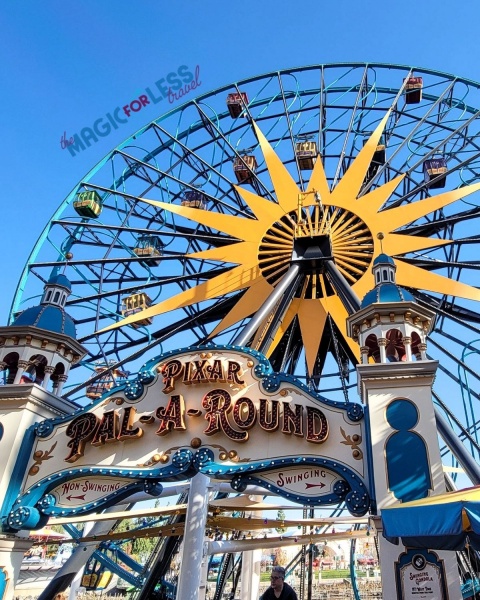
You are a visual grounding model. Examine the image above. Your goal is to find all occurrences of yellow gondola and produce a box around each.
[121,292,153,328]
[81,555,113,591]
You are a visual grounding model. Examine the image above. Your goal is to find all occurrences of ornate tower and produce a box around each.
[0,274,85,394]
[0,274,85,600]
[347,254,460,599]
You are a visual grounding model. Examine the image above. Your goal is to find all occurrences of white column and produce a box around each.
[0,536,33,600]
[56,374,68,395]
[68,567,84,600]
[43,366,55,390]
[68,521,95,600]
[13,361,28,384]
[240,497,262,600]
[377,339,386,363]
[360,347,369,365]
[241,547,262,600]
[403,336,412,361]
[419,342,427,361]
[176,473,210,600]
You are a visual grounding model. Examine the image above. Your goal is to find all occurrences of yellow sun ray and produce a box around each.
[305,153,331,201]
[234,185,286,222]
[140,198,263,241]
[252,122,301,213]
[210,278,273,338]
[188,242,257,265]
[382,233,451,256]
[330,110,392,201]
[381,182,480,231]
[395,260,480,303]
[354,175,405,215]
[264,301,299,359]
[297,300,328,375]
[320,294,360,360]
[99,265,263,333]
[99,112,480,379]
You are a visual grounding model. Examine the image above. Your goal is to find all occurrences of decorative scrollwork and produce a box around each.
[139,369,156,385]
[37,494,56,511]
[346,403,364,422]
[345,488,370,517]
[254,362,270,379]
[172,448,193,469]
[340,427,363,460]
[262,374,282,393]
[333,479,350,498]
[124,380,144,400]
[144,480,163,496]
[35,420,54,438]
[194,447,214,469]
[231,474,247,492]
[7,506,41,530]
[28,442,57,476]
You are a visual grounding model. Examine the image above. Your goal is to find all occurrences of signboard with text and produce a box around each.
[396,549,448,599]
[6,345,369,531]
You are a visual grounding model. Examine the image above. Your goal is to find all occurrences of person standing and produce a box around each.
[260,566,298,600]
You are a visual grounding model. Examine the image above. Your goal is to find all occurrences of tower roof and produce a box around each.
[11,274,77,338]
[360,253,415,308]
[46,273,72,291]
[361,284,415,308]
[13,305,77,338]
[373,253,395,266]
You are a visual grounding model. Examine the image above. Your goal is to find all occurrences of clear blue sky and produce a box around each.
[2,0,480,324]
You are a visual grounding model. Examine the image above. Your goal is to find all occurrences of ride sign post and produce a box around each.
[3,346,369,534]
[0,345,369,599]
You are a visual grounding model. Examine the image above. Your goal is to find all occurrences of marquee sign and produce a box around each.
[5,345,370,531]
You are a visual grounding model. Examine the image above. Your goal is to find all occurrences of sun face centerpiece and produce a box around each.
[100,109,480,374]
[258,205,373,293]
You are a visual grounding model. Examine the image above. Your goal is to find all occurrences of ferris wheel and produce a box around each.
[11,62,480,473]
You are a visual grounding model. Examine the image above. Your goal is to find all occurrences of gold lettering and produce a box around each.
[190,360,209,383]
[227,361,244,385]
[259,399,279,431]
[232,398,256,429]
[183,361,194,384]
[156,395,186,436]
[282,402,303,436]
[91,410,118,446]
[65,413,99,462]
[202,388,248,442]
[306,406,329,443]
[117,406,143,441]
[206,359,225,382]
[161,359,183,393]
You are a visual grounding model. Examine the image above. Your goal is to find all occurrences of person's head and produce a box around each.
[270,566,285,591]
